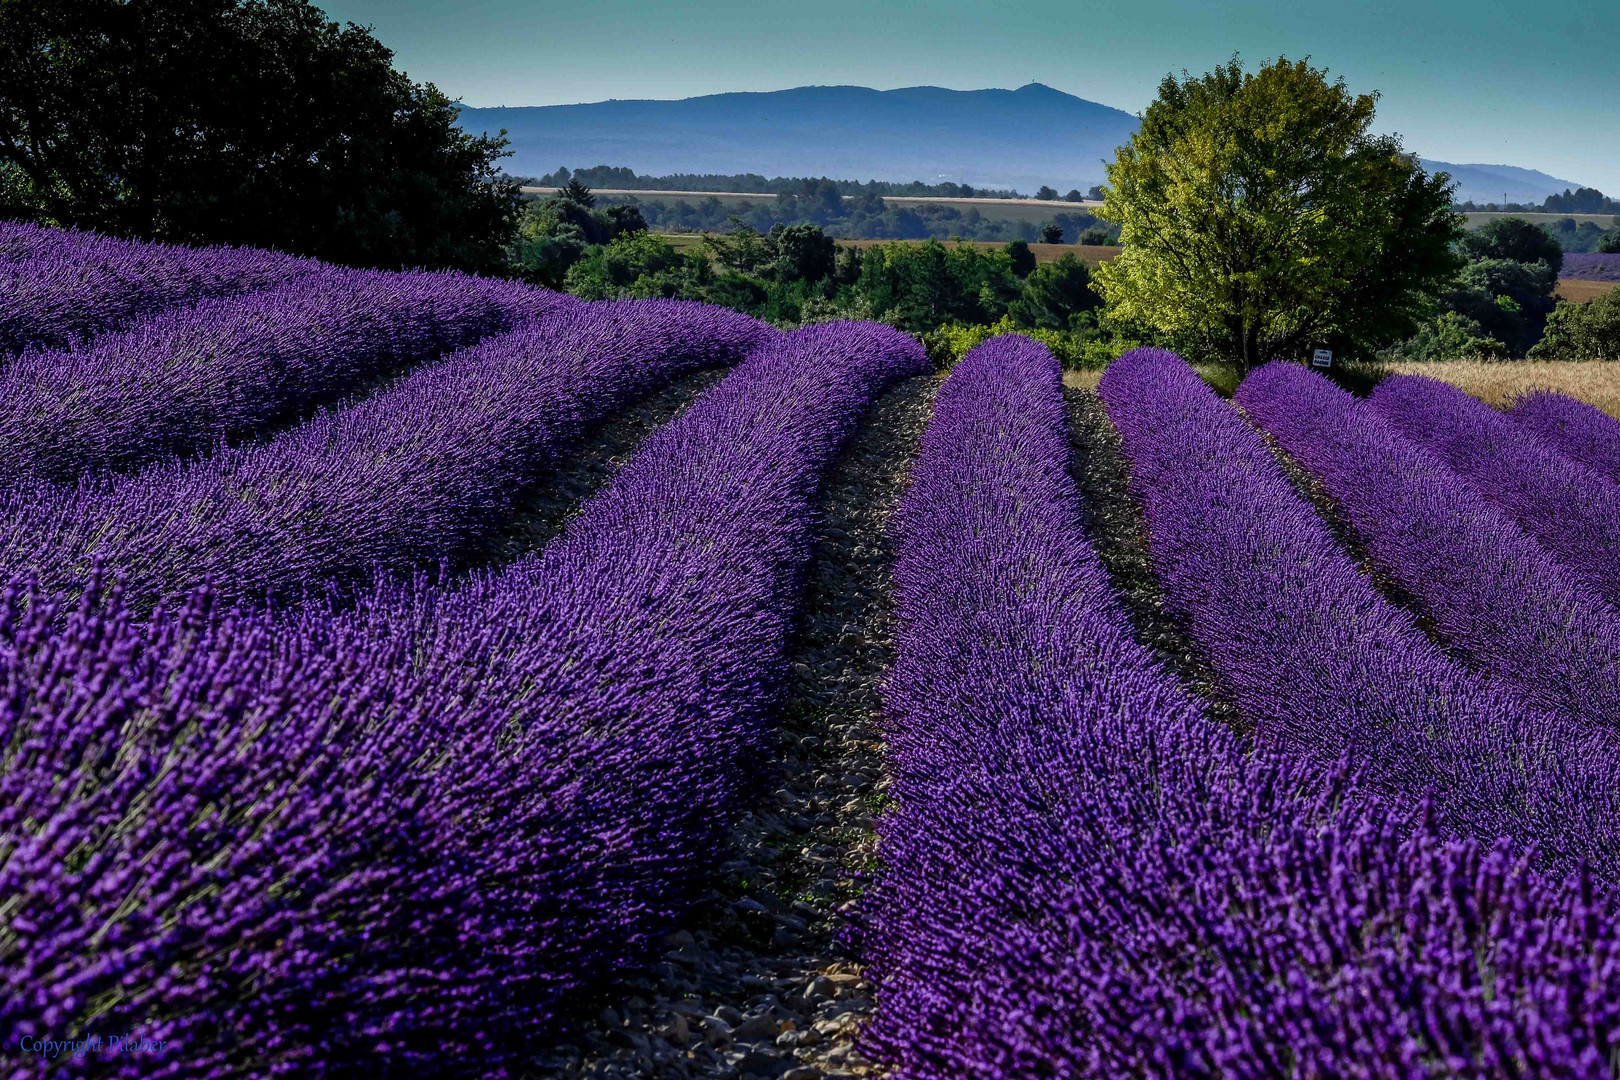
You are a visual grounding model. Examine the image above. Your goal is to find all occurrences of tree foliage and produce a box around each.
[1005,240,1036,278]
[1007,254,1102,331]
[1460,218,1564,275]
[1529,289,1620,362]
[0,0,519,271]
[1093,56,1463,367]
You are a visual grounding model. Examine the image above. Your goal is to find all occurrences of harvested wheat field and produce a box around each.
[1557,278,1620,303]
[1389,360,1620,417]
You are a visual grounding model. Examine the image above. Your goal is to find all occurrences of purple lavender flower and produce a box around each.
[1372,373,1620,608]
[0,265,566,483]
[0,220,318,354]
[0,321,927,1078]
[1101,349,1620,875]
[1561,252,1620,282]
[1510,388,1620,485]
[1238,360,1620,734]
[865,335,1620,1079]
[0,299,773,609]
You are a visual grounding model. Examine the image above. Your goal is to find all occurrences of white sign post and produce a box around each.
[1311,348,1333,369]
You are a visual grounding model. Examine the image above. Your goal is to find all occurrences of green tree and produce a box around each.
[1460,218,1563,275]
[0,0,518,271]
[768,223,836,283]
[1009,254,1102,330]
[1529,290,1620,362]
[1006,239,1037,278]
[1039,222,1064,244]
[1380,311,1508,363]
[1035,185,1059,201]
[1443,258,1558,355]
[1599,232,1620,254]
[1093,56,1463,368]
[854,240,1018,330]
[562,178,597,208]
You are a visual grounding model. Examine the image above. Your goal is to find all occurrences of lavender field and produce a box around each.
[4,224,1620,1080]
[1564,253,1620,282]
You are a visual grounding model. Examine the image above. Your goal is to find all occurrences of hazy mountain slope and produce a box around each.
[458,83,1138,193]
[457,84,1584,203]
[1419,160,1587,204]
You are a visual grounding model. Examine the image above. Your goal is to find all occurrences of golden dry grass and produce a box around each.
[1061,368,1106,391]
[1556,278,1619,303]
[1389,361,1620,419]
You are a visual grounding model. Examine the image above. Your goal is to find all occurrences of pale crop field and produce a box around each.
[1388,360,1620,418]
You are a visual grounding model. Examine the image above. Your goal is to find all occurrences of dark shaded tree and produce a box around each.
[562,178,597,208]
[1006,239,1037,277]
[1443,258,1558,356]
[0,0,519,271]
[1035,185,1059,201]
[1039,222,1064,244]
[770,223,836,283]
[1460,217,1564,275]
[1009,254,1102,330]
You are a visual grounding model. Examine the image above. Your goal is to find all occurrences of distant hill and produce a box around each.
[456,84,1585,204]
[1419,161,1587,205]
[457,84,1139,195]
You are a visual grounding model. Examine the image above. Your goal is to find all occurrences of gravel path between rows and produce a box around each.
[1063,387,1248,735]
[472,367,731,568]
[529,374,942,1080]
[1237,403,1449,650]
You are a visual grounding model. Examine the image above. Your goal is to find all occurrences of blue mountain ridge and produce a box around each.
[456,83,1584,203]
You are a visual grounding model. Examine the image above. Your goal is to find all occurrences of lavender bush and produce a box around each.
[0,221,318,354]
[1511,388,1620,484]
[0,299,773,609]
[0,265,565,483]
[1561,252,1620,282]
[1238,361,1620,733]
[1372,373,1620,608]
[866,335,1620,1078]
[1100,349,1620,876]
[0,321,926,1078]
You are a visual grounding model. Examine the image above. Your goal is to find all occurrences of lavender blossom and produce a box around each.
[865,335,1620,1079]
[1100,349,1620,876]
[1372,373,1620,608]
[1238,361,1620,734]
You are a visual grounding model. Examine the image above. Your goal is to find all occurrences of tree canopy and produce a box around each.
[0,0,520,271]
[1460,217,1564,275]
[1093,56,1463,367]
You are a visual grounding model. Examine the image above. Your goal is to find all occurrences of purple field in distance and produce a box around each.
[1562,253,1620,282]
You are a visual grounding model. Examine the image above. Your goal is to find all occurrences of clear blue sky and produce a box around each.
[322,0,1620,194]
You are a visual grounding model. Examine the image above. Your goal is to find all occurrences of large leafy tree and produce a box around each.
[1094,57,1463,367]
[0,0,520,271]
[1460,217,1564,275]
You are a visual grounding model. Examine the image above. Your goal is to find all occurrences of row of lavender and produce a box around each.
[1238,364,1620,730]
[1563,252,1620,282]
[865,339,1620,1076]
[0,222,319,354]
[1103,350,1619,870]
[2,321,929,1077]
[0,299,771,609]
[0,261,571,484]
